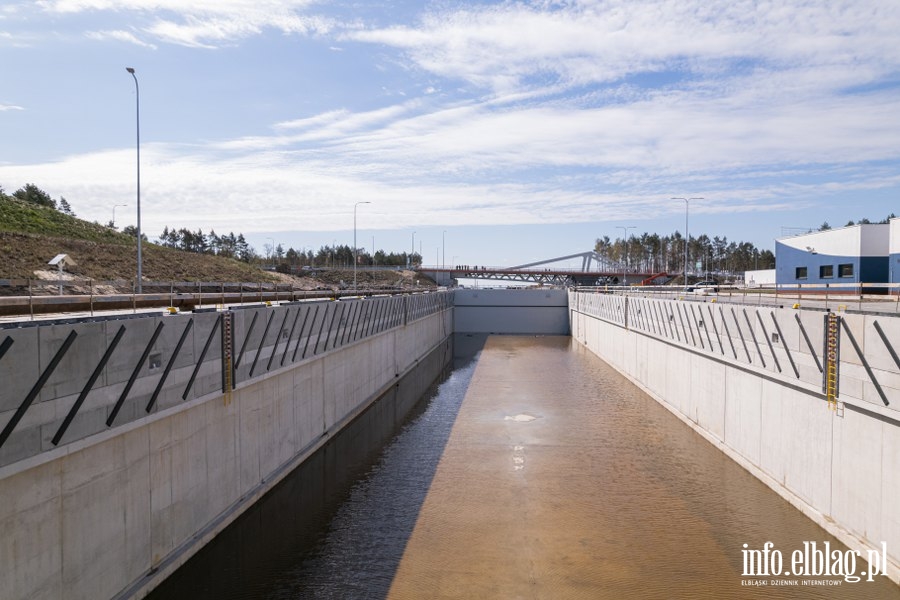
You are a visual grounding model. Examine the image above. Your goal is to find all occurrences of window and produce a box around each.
[795,267,808,280]
[839,263,854,278]
[820,265,834,279]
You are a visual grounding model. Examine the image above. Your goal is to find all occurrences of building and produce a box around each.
[775,222,892,291]
[891,218,900,284]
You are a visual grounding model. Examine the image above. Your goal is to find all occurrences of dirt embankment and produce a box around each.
[0,232,435,295]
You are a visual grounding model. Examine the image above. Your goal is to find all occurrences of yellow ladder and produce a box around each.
[825,313,839,410]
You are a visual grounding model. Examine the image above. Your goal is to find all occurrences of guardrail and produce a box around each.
[0,278,433,318]
[575,282,900,313]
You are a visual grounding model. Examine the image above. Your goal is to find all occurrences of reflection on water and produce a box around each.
[149,336,900,599]
[147,343,473,600]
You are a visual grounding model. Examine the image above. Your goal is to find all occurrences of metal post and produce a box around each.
[126,67,142,293]
[354,201,371,291]
[617,226,635,287]
[672,197,703,287]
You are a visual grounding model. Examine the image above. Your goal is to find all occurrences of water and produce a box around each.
[149,336,900,599]
[146,351,475,600]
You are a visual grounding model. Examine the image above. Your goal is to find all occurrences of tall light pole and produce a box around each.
[354,201,371,291]
[672,197,703,287]
[617,226,635,286]
[442,230,446,269]
[126,67,142,293]
[111,203,126,228]
[410,231,416,268]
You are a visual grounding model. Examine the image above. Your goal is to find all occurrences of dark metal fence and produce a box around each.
[0,291,453,467]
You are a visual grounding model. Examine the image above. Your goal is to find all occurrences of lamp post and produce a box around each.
[672,197,703,288]
[617,226,635,286]
[410,231,416,268]
[354,201,371,291]
[125,67,142,293]
[111,203,126,229]
[442,230,446,270]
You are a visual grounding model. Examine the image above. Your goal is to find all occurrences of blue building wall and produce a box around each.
[892,253,900,284]
[775,242,888,287]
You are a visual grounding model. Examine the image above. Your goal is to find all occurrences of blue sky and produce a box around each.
[2,0,899,269]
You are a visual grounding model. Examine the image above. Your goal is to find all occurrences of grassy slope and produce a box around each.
[0,196,275,282]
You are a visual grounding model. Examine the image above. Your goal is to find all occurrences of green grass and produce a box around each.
[0,196,131,244]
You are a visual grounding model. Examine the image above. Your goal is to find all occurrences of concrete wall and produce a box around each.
[570,290,900,582]
[0,292,453,600]
[454,288,569,335]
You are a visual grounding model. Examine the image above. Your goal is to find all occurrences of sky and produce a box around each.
[1,0,899,270]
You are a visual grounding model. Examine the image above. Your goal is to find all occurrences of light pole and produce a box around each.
[442,230,446,269]
[672,197,703,287]
[410,231,416,268]
[617,226,635,286]
[354,201,371,291]
[125,67,142,293]
[111,203,126,229]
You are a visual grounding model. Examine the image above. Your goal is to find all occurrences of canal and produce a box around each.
[148,336,900,599]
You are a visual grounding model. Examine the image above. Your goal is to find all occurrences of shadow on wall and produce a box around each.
[145,340,478,600]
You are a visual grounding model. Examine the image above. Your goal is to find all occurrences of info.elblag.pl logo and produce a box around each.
[742,542,889,584]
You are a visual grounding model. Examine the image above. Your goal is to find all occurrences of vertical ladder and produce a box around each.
[222,312,234,406]
[824,312,840,410]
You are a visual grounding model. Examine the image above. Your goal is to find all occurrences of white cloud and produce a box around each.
[0,103,24,111]
[37,0,330,47]
[347,0,900,96]
[4,0,899,245]
[86,29,157,48]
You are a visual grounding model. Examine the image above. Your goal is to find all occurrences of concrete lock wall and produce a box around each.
[454,288,570,335]
[570,290,900,582]
[0,292,453,600]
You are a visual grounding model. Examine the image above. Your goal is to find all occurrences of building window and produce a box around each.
[796,267,808,280]
[820,265,834,279]
[838,263,854,278]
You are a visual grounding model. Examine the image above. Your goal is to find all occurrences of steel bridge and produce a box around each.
[418,251,667,287]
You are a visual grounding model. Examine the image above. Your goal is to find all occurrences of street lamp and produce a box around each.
[354,201,371,291]
[671,197,703,288]
[125,67,142,293]
[410,231,416,268]
[617,226,635,286]
[111,203,127,229]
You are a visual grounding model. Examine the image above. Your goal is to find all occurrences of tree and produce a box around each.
[58,196,75,216]
[13,183,56,209]
[819,221,832,230]
[122,225,148,242]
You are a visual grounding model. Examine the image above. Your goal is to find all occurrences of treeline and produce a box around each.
[595,232,775,276]
[158,226,422,271]
[0,183,75,216]
[158,227,256,262]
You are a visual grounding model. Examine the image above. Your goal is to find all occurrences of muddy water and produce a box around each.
[388,336,899,599]
[149,335,899,599]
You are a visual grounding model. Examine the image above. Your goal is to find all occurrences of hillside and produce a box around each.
[0,196,433,291]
